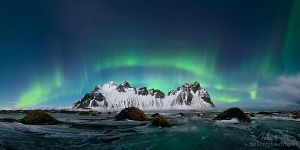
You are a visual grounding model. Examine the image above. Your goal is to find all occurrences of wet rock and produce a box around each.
[213,107,251,123]
[58,109,79,114]
[78,111,98,116]
[245,112,255,117]
[178,113,185,116]
[292,112,300,119]
[0,110,30,114]
[151,113,160,118]
[257,111,273,116]
[0,110,10,113]
[20,110,60,125]
[115,107,148,121]
[46,109,58,113]
[151,113,171,127]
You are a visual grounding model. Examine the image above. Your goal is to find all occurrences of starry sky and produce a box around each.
[0,0,299,109]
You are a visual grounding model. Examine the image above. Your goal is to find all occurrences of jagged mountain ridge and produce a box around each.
[73,81,214,110]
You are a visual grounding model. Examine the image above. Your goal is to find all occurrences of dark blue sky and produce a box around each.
[0,0,299,109]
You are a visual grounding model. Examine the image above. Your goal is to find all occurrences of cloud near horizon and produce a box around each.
[264,74,300,106]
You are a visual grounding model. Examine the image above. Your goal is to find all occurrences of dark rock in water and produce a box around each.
[257,111,273,116]
[245,112,255,117]
[0,110,10,113]
[292,112,300,119]
[196,113,201,117]
[107,111,111,114]
[151,113,171,127]
[213,107,251,123]
[20,110,60,125]
[151,113,160,118]
[0,118,18,123]
[0,110,30,114]
[58,109,79,114]
[78,111,98,116]
[178,113,185,116]
[115,107,148,121]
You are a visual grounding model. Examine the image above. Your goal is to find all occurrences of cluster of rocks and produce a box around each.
[292,112,300,119]
[213,107,251,123]
[1,106,299,126]
[114,107,171,127]
[213,109,300,123]
[0,107,172,127]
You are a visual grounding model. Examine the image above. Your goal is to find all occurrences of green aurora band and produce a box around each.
[283,0,300,72]
[13,1,300,108]
[16,49,260,108]
[16,68,64,108]
[91,50,260,104]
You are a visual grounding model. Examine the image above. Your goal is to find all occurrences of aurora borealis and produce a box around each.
[0,0,300,109]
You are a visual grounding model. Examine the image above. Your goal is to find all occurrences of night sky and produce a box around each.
[0,0,299,109]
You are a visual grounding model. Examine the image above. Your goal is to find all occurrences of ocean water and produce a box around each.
[0,110,299,150]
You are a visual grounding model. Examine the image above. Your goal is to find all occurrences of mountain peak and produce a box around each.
[120,81,131,87]
[138,87,148,95]
[191,81,201,93]
[117,81,134,92]
[108,81,115,85]
[73,81,214,109]
[148,89,165,98]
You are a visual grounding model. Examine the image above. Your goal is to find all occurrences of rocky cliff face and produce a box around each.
[73,81,214,110]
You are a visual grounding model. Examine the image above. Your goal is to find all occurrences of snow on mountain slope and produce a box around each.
[73,81,214,110]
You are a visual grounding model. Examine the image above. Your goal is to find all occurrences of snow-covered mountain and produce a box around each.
[73,81,214,110]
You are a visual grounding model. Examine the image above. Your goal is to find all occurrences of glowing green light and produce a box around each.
[16,68,64,108]
[212,95,240,103]
[16,83,51,108]
[283,0,300,73]
[249,90,257,100]
[94,50,218,79]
